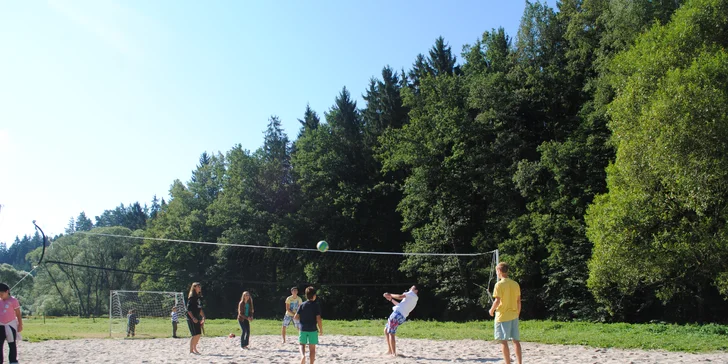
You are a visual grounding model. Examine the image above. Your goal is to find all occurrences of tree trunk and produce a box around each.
[46,266,72,314]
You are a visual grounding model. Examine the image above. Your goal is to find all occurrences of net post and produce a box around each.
[109,290,113,338]
[495,249,499,264]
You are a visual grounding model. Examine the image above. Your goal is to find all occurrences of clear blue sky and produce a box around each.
[0,0,557,244]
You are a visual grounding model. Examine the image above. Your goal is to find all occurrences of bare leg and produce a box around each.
[194,335,202,353]
[391,334,397,356]
[309,344,316,364]
[500,341,511,363]
[299,344,306,364]
[384,328,393,355]
[189,336,195,353]
[513,340,522,364]
[282,326,287,343]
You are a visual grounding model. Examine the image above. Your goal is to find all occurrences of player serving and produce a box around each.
[382,285,419,357]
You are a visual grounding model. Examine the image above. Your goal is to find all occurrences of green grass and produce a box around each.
[21,317,728,353]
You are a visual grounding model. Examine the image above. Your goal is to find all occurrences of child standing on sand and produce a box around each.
[489,262,522,364]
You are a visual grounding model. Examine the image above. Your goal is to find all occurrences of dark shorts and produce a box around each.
[187,318,202,336]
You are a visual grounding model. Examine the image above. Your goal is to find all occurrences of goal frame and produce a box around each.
[109,290,187,338]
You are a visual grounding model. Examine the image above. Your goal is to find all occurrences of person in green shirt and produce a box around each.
[237,291,254,349]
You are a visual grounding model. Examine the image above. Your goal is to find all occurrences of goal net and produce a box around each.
[109,290,186,338]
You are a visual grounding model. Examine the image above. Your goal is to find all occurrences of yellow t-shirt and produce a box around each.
[285,295,303,317]
[493,278,520,323]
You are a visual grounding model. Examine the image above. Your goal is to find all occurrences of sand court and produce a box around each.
[16,334,727,363]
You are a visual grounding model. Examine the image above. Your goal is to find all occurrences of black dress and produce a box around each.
[186,295,203,336]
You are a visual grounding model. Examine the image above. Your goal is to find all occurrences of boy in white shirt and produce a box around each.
[171,306,179,338]
[382,285,419,357]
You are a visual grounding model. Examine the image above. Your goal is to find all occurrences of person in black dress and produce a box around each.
[186,282,205,354]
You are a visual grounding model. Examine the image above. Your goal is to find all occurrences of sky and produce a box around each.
[0,0,557,244]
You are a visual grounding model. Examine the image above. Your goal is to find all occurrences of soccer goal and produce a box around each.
[109,290,187,338]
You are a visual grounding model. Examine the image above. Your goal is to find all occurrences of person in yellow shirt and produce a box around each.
[282,287,303,344]
[488,262,522,364]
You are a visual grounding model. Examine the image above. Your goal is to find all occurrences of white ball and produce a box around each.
[316,240,329,252]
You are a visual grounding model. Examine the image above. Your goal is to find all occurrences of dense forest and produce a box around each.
[3,0,727,323]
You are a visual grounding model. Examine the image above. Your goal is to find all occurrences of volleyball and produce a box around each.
[316,240,329,252]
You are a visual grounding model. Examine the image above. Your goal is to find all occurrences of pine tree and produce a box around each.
[427,36,459,76]
[297,104,320,137]
[75,212,93,231]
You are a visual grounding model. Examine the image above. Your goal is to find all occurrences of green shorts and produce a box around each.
[299,330,319,345]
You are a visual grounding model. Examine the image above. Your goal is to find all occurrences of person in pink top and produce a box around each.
[0,283,22,364]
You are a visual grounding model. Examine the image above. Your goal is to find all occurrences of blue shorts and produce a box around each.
[384,311,407,334]
[283,315,300,329]
[494,318,520,341]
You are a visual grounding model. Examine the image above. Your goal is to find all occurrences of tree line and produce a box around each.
[3,0,728,323]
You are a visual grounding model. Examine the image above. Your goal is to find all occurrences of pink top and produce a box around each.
[0,297,20,324]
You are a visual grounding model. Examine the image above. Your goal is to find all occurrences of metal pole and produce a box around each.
[109,291,113,338]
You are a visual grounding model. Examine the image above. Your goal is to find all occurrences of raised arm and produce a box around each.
[383,292,406,301]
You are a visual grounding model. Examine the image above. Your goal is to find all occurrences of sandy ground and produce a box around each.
[17,335,728,363]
